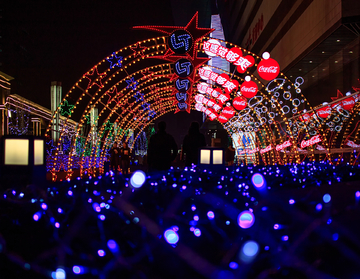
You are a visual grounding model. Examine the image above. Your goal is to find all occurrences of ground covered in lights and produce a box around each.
[1,162,360,279]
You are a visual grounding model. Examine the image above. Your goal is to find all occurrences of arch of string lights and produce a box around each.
[45,12,360,180]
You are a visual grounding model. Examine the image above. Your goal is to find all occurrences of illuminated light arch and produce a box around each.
[46,14,360,180]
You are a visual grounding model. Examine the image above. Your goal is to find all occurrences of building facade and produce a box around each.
[218,0,360,106]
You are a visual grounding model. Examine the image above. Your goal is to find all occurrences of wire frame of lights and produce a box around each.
[45,33,316,178]
[45,18,360,179]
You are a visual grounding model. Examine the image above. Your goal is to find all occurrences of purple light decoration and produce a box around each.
[323,194,331,203]
[73,265,84,274]
[273,224,280,230]
[251,173,266,189]
[92,203,101,212]
[193,215,199,221]
[282,235,289,241]
[238,211,255,229]
[41,203,48,210]
[99,215,106,221]
[355,191,360,198]
[107,240,119,253]
[67,190,73,196]
[191,205,196,211]
[332,233,339,241]
[240,241,259,263]
[289,199,295,204]
[164,229,179,245]
[207,211,215,220]
[316,203,323,211]
[55,222,60,228]
[229,262,238,269]
[58,208,63,213]
[194,228,201,237]
[130,170,146,188]
[33,212,41,221]
[97,249,106,257]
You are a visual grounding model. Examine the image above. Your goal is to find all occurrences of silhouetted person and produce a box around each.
[147,121,178,171]
[182,121,206,166]
[109,142,120,172]
[120,142,131,175]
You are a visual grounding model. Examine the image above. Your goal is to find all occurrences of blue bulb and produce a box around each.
[323,194,331,203]
[130,171,146,188]
[164,229,179,245]
[98,249,105,257]
[194,228,201,237]
[207,211,215,220]
[316,203,323,211]
[242,241,259,257]
[73,265,84,274]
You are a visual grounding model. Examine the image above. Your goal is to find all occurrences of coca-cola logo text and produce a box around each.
[300,135,322,149]
[276,140,291,151]
[258,66,278,73]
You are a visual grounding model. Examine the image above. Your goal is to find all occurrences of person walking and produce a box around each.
[182,121,206,166]
[109,142,120,173]
[147,121,178,171]
[119,141,131,175]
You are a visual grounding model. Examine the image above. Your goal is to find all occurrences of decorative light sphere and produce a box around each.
[207,211,215,220]
[323,194,331,203]
[262,52,270,60]
[245,75,251,82]
[238,211,255,229]
[251,173,266,189]
[242,241,259,257]
[55,268,66,279]
[72,266,84,274]
[164,229,179,245]
[194,228,201,237]
[97,249,106,257]
[130,171,146,188]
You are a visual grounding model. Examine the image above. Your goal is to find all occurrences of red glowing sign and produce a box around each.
[222,106,236,119]
[341,97,355,111]
[240,80,258,98]
[202,40,255,73]
[345,140,360,148]
[260,144,273,154]
[196,83,230,104]
[218,114,228,123]
[257,58,280,80]
[198,68,239,94]
[317,106,331,118]
[232,96,247,110]
[300,135,322,149]
[275,140,292,151]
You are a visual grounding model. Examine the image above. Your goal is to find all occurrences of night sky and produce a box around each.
[2,0,214,146]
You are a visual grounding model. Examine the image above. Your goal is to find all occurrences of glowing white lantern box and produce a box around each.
[199,147,224,167]
[1,136,46,189]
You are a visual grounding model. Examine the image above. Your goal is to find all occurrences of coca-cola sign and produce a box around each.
[232,96,247,110]
[275,140,292,151]
[341,97,355,111]
[240,80,258,98]
[218,114,228,124]
[317,106,331,118]
[222,106,236,118]
[300,135,322,149]
[345,140,360,148]
[260,144,272,154]
[257,57,280,80]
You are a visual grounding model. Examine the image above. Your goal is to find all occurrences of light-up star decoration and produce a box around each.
[60,100,75,116]
[133,11,214,59]
[106,52,123,69]
[130,42,147,58]
[133,12,214,114]
[126,77,139,90]
[84,66,106,89]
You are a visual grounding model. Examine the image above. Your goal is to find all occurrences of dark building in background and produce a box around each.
[217,0,360,106]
